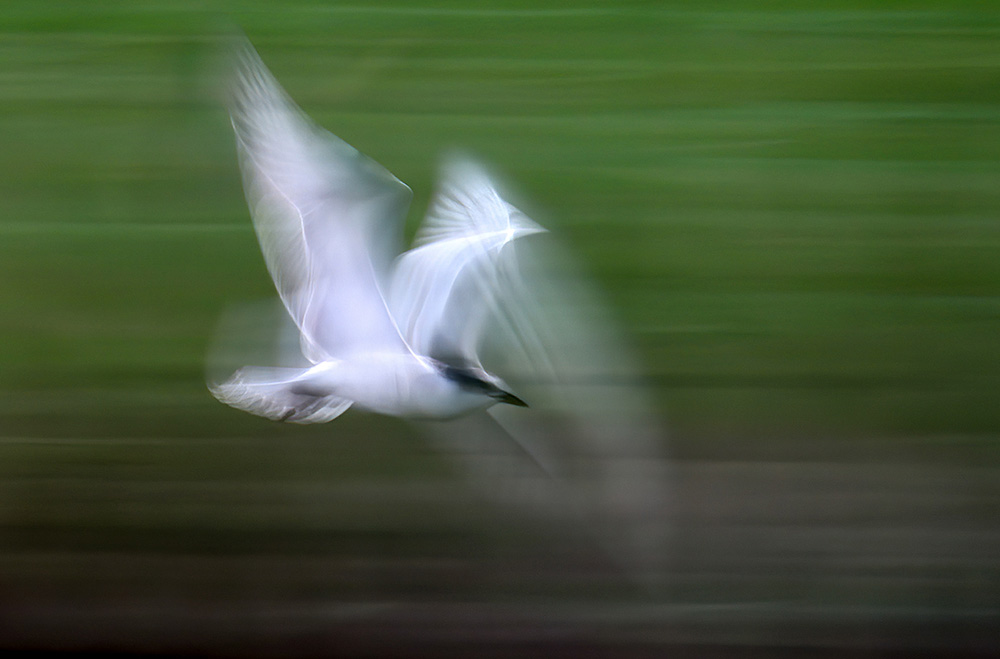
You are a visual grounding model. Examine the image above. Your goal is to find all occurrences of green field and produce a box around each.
[1,2,999,655]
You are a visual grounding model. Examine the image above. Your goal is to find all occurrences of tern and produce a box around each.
[211,43,542,423]
[210,40,670,586]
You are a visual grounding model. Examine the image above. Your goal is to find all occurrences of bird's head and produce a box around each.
[436,361,528,408]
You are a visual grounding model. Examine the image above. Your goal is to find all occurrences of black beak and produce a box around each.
[495,390,529,407]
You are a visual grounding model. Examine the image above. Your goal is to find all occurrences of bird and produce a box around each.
[209,39,671,586]
[211,42,543,424]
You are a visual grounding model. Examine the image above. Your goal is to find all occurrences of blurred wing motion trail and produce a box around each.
[392,163,671,584]
[210,39,671,585]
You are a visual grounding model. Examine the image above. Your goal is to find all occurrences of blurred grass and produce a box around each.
[2,1,999,448]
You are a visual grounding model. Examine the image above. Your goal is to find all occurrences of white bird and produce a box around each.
[211,43,542,424]
[210,40,671,586]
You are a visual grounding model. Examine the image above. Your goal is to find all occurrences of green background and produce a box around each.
[3,3,1000,445]
[1,1,998,654]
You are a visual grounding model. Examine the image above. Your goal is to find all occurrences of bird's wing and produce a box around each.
[480,254,673,588]
[480,238,673,587]
[210,365,353,424]
[387,159,545,364]
[395,161,671,587]
[229,41,413,362]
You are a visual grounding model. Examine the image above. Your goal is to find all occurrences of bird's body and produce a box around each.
[294,354,521,419]
[303,355,453,418]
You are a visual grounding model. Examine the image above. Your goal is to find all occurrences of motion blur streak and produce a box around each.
[1,2,999,658]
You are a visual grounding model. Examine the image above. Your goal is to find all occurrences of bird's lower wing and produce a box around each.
[423,405,671,589]
[481,234,673,589]
[419,411,581,531]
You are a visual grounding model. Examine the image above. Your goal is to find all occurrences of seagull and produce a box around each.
[210,39,671,586]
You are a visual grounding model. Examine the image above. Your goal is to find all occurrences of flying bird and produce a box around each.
[210,40,670,585]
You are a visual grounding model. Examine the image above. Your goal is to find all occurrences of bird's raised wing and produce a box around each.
[229,42,413,362]
[388,159,545,365]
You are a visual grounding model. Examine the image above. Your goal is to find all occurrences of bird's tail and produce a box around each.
[210,366,352,424]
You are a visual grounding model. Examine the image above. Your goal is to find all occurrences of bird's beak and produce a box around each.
[495,390,529,407]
